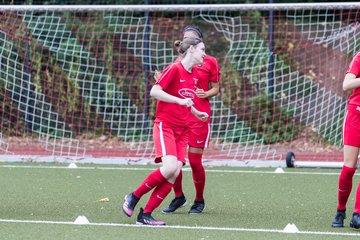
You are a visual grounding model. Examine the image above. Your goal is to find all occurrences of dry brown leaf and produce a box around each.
[98,197,110,202]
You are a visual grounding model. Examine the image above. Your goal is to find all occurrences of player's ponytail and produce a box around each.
[174,37,202,55]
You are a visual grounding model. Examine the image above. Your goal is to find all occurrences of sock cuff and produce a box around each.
[163,179,173,188]
[343,165,357,174]
[154,168,167,182]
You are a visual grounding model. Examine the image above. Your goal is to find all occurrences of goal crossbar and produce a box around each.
[1,3,360,12]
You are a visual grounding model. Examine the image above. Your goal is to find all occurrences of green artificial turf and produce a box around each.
[0,163,359,239]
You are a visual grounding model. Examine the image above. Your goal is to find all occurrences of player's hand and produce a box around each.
[196,112,209,122]
[195,88,208,98]
[178,98,194,107]
[190,106,209,122]
[154,70,161,81]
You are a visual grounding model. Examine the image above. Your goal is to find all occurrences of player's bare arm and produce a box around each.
[343,73,360,91]
[196,81,220,99]
[150,84,194,107]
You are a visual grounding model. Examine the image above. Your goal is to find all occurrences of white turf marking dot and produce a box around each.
[68,163,78,168]
[73,216,90,224]
[283,223,299,233]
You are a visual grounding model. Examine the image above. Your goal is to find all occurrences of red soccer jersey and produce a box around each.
[347,52,360,108]
[154,62,197,126]
[190,55,221,123]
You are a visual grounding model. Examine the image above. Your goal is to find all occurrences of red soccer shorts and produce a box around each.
[153,121,189,164]
[343,109,360,147]
[188,122,210,148]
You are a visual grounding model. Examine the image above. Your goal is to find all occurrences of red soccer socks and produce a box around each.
[338,165,356,211]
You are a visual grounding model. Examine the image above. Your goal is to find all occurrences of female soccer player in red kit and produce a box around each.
[161,26,220,214]
[122,37,208,226]
[331,52,360,229]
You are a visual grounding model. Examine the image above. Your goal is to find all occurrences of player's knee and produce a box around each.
[161,161,178,178]
[343,160,357,169]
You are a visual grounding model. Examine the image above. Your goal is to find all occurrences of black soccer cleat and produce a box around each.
[350,212,360,229]
[331,209,346,228]
[122,193,139,217]
[136,208,166,225]
[162,195,187,214]
[189,200,206,214]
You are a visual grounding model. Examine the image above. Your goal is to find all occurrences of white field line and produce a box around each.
[0,218,359,237]
[0,165,346,175]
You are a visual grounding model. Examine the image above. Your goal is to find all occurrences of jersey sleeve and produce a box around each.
[156,64,178,90]
[347,52,360,76]
[207,57,221,83]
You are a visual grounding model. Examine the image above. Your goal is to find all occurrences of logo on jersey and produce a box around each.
[180,79,186,82]
[193,78,199,86]
[178,88,196,99]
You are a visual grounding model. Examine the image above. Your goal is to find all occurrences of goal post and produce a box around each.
[0,3,358,166]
